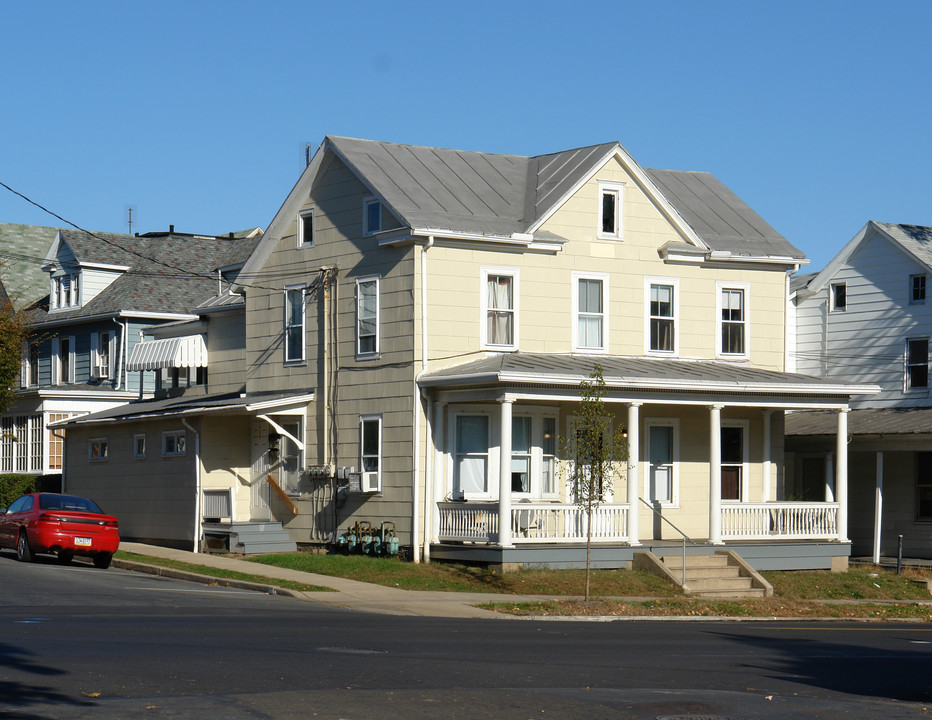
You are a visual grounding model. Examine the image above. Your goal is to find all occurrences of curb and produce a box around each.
[113,558,302,598]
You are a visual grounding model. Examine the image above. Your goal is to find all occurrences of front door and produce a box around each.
[250,419,272,521]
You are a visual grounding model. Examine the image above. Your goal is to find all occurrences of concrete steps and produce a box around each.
[634,550,773,599]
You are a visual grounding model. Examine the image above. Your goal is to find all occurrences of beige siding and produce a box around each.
[206,311,246,394]
[200,416,252,522]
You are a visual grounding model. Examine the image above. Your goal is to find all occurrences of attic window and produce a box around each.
[364,198,381,235]
[298,208,314,248]
[911,274,926,305]
[830,282,846,312]
[597,182,623,240]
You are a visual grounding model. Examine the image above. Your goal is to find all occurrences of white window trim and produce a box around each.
[597,181,624,240]
[50,272,81,311]
[644,276,680,356]
[448,408,495,500]
[721,419,750,503]
[830,281,847,312]
[162,430,186,458]
[359,414,382,493]
[572,271,609,353]
[90,331,114,379]
[133,433,147,460]
[297,208,314,248]
[355,275,380,358]
[53,336,76,385]
[88,437,109,462]
[480,266,519,351]
[911,274,927,305]
[905,337,930,393]
[283,285,306,365]
[716,281,750,360]
[643,418,680,507]
[363,196,381,236]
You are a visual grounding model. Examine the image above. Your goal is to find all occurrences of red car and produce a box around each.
[0,493,120,568]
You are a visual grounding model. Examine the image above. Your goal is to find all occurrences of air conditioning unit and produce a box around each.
[93,364,110,379]
[361,471,380,493]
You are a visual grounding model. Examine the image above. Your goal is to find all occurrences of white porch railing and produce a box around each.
[437,502,629,544]
[721,502,839,540]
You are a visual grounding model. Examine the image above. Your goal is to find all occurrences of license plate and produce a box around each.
[75,537,92,547]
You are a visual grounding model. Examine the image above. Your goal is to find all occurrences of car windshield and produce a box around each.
[39,495,103,514]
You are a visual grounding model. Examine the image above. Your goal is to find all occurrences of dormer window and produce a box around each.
[50,272,80,310]
[364,198,381,235]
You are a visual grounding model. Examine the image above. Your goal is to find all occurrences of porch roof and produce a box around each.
[786,407,932,437]
[52,390,314,428]
[419,353,877,403]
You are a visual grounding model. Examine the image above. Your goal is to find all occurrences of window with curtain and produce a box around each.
[454,415,489,495]
[356,277,379,356]
[486,274,514,346]
[720,288,745,355]
[511,416,532,492]
[577,278,604,350]
[721,426,743,500]
[541,416,557,496]
[650,284,674,352]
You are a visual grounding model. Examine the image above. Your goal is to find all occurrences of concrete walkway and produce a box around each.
[116,542,555,619]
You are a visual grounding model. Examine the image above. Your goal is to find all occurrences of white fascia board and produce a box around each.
[37,389,138,401]
[245,393,315,413]
[526,145,709,251]
[800,221,874,298]
[30,311,198,329]
[76,262,132,272]
[407,228,566,253]
[420,369,879,397]
[233,145,327,292]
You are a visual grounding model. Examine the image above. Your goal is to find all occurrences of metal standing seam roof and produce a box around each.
[786,407,932,436]
[325,136,803,259]
[418,352,875,395]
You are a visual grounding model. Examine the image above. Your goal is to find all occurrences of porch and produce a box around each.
[434,500,848,571]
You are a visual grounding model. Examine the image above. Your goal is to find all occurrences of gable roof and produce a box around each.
[0,223,60,310]
[795,221,932,298]
[27,229,261,325]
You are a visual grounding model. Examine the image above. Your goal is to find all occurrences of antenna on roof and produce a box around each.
[126,205,136,235]
[304,142,314,167]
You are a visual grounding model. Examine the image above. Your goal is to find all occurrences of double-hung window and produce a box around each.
[284,286,305,364]
[912,274,927,305]
[50,272,80,310]
[91,331,113,379]
[454,414,490,497]
[364,197,381,235]
[907,338,929,391]
[598,182,623,239]
[718,284,748,358]
[298,208,314,247]
[21,342,39,388]
[647,278,677,354]
[356,276,380,357]
[482,268,518,349]
[53,336,75,384]
[359,415,382,493]
[574,273,607,352]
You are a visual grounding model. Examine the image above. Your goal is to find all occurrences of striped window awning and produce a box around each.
[126,335,208,371]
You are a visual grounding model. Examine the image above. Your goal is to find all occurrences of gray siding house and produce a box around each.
[788,222,932,560]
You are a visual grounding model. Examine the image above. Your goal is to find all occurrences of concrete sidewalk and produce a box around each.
[116,542,552,619]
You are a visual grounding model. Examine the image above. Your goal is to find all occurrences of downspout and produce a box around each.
[322,270,330,470]
[413,236,434,563]
[182,418,202,553]
[112,317,126,390]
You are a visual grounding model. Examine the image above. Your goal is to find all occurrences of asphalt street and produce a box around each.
[2,551,931,719]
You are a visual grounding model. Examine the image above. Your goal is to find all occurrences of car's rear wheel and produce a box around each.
[16,531,34,562]
[93,552,112,569]
[57,550,74,565]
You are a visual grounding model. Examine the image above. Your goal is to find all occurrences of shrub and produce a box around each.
[0,474,37,507]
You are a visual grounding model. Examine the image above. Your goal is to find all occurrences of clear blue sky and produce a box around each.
[2,0,930,271]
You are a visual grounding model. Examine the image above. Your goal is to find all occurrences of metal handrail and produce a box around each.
[639,497,697,586]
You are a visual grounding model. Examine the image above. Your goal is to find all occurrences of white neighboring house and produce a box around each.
[788,221,932,561]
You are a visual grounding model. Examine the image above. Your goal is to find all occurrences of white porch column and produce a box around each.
[824,452,835,502]
[873,451,884,564]
[761,410,772,502]
[498,397,514,548]
[430,401,446,545]
[836,408,849,542]
[626,402,641,546]
[709,404,723,544]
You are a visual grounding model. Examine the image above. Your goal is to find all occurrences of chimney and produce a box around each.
[169,224,174,234]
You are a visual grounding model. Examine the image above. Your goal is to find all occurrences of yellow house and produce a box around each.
[229,136,873,570]
[58,136,875,569]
